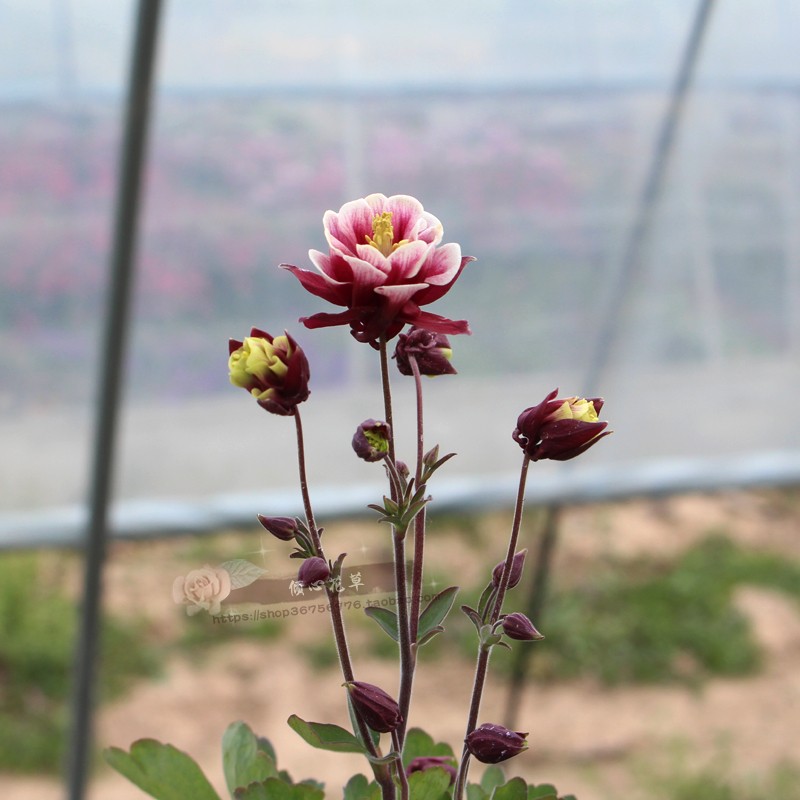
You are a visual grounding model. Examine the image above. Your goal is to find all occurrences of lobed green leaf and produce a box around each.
[287,715,366,755]
[490,777,527,800]
[343,774,382,800]
[103,739,222,800]
[407,767,452,800]
[222,721,278,795]
[401,728,455,769]
[233,778,324,800]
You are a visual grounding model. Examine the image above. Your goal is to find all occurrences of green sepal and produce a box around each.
[103,739,222,800]
[417,586,459,643]
[364,606,400,642]
[222,721,278,795]
[287,715,366,754]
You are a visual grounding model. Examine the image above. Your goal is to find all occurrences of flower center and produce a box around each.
[365,212,407,256]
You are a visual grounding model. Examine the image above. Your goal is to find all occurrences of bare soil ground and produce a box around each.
[3,489,800,799]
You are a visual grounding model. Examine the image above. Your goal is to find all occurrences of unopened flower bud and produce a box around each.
[297,556,330,587]
[492,550,527,589]
[513,388,610,462]
[345,681,402,733]
[501,612,544,641]
[352,419,391,462]
[228,328,310,416]
[465,723,528,764]
[406,756,457,783]
[257,515,297,542]
[394,327,457,376]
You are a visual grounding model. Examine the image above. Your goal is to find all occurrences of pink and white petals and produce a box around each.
[282,193,474,345]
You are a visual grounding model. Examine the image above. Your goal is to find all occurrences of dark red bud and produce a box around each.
[492,549,527,589]
[406,756,457,783]
[297,556,330,587]
[394,327,457,376]
[501,612,544,641]
[465,723,528,764]
[345,681,402,733]
[512,389,611,462]
[257,514,297,541]
[352,419,391,462]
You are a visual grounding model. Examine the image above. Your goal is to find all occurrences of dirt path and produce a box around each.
[2,490,799,799]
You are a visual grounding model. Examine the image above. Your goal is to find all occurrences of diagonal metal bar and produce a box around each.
[583,0,717,393]
[65,1,162,798]
[503,0,718,730]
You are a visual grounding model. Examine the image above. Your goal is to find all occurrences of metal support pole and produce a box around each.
[65,2,162,798]
[584,0,717,393]
[503,0,717,726]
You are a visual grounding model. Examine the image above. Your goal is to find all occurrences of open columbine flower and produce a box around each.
[281,193,474,346]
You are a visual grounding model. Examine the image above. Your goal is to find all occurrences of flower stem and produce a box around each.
[378,337,413,747]
[392,730,410,800]
[379,337,397,470]
[399,354,427,734]
[293,408,321,552]
[408,354,426,643]
[453,454,531,800]
[293,408,394,798]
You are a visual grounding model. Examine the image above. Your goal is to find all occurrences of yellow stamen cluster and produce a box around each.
[552,398,599,423]
[365,212,408,256]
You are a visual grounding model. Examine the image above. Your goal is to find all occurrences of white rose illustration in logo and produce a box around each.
[172,565,232,616]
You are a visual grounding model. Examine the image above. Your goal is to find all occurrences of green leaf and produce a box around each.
[461,605,483,632]
[476,583,497,621]
[287,715,366,755]
[417,586,459,642]
[416,625,444,647]
[219,560,267,589]
[347,697,380,749]
[234,778,324,800]
[255,736,277,765]
[490,777,527,800]
[103,740,222,800]
[364,606,400,642]
[408,767,452,800]
[527,786,559,800]
[480,765,505,793]
[343,774,382,800]
[401,727,455,769]
[467,785,489,800]
[222,721,278,795]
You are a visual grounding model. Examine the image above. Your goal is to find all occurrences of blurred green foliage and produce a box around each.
[0,552,160,772]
